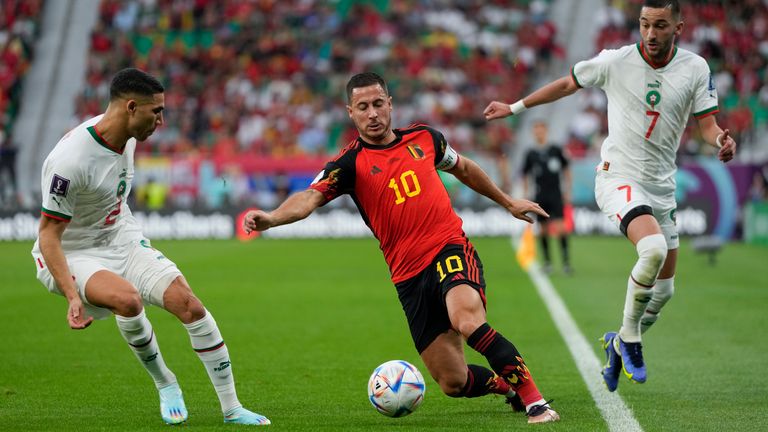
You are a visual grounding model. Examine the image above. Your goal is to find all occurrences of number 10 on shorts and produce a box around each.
[436,255,464,282]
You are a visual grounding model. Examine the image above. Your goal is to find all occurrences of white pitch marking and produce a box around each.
[513,237,644,432]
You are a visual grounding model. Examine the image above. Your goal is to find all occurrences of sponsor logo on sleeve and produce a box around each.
[311,170,325,185]
[50,174,70,197]
[312,168,341,187]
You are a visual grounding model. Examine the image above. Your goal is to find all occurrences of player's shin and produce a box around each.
[116,309,177,388]
[183,310,240,414]
[620,234,666,341]
[452,364,514,398]
[641,277,675,333]
[467,323,545,409]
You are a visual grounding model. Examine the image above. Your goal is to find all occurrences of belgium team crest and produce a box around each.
[406,144,425,160]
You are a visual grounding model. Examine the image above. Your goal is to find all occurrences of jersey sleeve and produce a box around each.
[571,48,619,89]
[692,59,719,119]
[309,148,356,204]
[429,128,459,171]
[40,156,83,221]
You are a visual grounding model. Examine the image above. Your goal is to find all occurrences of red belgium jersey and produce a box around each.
[310,124,468,283]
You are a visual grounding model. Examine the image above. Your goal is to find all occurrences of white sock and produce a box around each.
[525,398,547,412]
[184,310,240,414]
[619,234,666,342]
[619,276,653,342]
[641,277,675,333]
[116,310,176,389]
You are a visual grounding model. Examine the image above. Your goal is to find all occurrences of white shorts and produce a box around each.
[32,238,182,319]
[594,170,679,249]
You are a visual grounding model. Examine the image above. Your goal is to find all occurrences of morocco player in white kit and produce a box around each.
[483,0,736,392]
[31,68,270,425]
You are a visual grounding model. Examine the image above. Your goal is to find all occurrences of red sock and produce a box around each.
[467,323,543,405]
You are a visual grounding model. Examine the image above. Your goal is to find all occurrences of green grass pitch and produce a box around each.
[1,236,766,431]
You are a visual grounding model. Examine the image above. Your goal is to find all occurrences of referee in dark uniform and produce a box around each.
[522,120,572,274]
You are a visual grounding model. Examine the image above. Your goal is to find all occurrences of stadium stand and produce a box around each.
[0,0,43,208]
[6,1,766,212]
[77,1,563,157]
[69,0,564,210]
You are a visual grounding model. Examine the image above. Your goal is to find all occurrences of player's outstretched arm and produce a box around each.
[697,115,736,163]
[483,76,580,121]
[38,217,94,330]
[243,189,326,234]
[447,156,548,223]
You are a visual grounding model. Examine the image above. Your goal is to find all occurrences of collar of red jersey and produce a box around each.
[357,129,403,150]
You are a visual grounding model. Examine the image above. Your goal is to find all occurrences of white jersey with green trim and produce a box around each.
[32,114,143,253]
[572,43,718,185]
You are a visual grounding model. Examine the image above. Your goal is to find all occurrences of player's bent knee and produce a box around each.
[164,287,205,323]
[114,292,143,317]
[633,234,668,286]
[186,297,206,321]
[456,321,486,340]
[428,366,466,397]
[439,376,466,397]
[637,234,667,263]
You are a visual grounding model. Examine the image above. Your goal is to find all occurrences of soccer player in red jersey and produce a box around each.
[243,72,559,424]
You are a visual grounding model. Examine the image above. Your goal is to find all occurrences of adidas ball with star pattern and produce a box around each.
[367,360,426,417]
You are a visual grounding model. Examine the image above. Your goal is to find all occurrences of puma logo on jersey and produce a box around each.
[214,361,231,372]
[370,165,382,175]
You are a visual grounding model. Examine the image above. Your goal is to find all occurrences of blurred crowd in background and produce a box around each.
[0,0,43,206]
[0,0,41,143]
[75,0,567,210]
[77,0,562,160]
[1,0,767,212]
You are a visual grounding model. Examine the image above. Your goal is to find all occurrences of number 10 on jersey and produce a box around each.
[388,170,421,204]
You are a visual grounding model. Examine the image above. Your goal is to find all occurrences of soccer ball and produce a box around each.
[367,360,426,417]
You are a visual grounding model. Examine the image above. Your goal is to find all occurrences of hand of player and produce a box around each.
[717,129,736,163]
[243,209,274,234]
[67,298,93,330]
[507,199,549,224]
[483,101,512,121]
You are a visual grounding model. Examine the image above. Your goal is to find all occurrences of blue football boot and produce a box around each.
[617,335,647,384]
[600,331,622,392]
